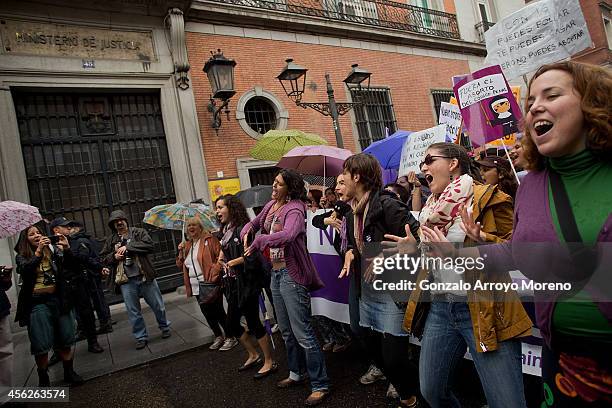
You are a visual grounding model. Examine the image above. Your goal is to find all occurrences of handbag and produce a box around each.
[190,240,221,305]
[114,261,128,285]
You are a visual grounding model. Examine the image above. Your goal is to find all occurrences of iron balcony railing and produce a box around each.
[205,0,461,39]
[475,20,496,43]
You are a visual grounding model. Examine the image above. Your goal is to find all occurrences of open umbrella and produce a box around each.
[250,129,328,162]
[236,185,273,208]
[363,130,412,170]
[277,145,352,182]
[143,203,219,235]
[0,201,43,239]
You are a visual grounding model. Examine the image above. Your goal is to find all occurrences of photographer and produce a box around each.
[50,217,104,354]
[14,224,84,386]
[0,264,13,393]
[100,210,170,350]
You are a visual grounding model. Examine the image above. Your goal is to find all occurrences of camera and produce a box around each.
[121,238,134,266]
[49,235,61,244]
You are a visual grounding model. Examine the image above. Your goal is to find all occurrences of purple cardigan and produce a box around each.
[481,169,612,349]
[240,200,324,292]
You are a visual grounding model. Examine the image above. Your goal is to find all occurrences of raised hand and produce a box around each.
[383,224,418,256]
[459,205,484,242]
[407,171,421,187]
[421,226,456,258]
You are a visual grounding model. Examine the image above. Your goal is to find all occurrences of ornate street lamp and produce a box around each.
[203,49,236,132]
[276,58,372,148]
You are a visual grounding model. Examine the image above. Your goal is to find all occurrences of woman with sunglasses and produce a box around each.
[387,143,532,407]
[14,225,85,386]
[428,62,612,407]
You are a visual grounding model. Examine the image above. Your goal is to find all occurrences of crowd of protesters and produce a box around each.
[0,60,609,408]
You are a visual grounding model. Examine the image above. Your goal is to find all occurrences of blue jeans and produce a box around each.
[120,277,170,341]
[271,268,329,392]
[419,301,526,408]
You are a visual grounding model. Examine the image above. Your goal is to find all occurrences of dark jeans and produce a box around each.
[70,279,98,344]
[226,294,266,339]
[199,296,227,338]
[86,274,111,324]
[365,331,419,400]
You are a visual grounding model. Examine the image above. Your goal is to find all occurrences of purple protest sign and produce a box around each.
[453,65,522,146]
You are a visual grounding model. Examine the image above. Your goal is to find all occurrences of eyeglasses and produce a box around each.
[419,154,452,170]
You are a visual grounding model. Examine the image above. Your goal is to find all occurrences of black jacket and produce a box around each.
[311,201,353,256]
[15,247,77,327]
[221,224,268,308]
[69,230,104,278]
[346,190,420,296]
[0,272,12,318]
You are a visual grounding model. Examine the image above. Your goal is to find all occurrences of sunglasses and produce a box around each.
[419,154,452,170]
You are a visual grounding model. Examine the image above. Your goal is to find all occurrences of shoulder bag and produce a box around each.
[190,239,221,304]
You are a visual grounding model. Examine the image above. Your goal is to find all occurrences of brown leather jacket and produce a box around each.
[403,183,533,352]
[176,233,221,298]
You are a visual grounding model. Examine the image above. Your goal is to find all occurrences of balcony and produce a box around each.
[475,20,496,43]
[202,0,461,39]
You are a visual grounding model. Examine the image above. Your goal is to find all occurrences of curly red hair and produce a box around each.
[522,61,612,170]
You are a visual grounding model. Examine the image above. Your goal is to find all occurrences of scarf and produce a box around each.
[221,223,235,248]
[419,174,474,241]
[352,192,370,252]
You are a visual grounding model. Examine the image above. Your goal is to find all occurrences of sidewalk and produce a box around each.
[12,290,216,386]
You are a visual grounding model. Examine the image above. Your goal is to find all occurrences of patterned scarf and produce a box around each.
[419,174,474,241]
[352,192,370,252]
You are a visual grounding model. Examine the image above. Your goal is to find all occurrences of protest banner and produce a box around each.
[484,0,592,80]
[307,210,350,324]
[398,124,446,176]
[453,65,522,146]
[438,102,462,143]
[487,86,521,147]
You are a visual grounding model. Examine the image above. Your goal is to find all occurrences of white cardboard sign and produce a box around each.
[484,0,592,80]
[398,125,446,176]
[438,102,462,142]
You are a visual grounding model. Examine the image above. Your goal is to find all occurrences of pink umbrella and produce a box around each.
[277,145,352,183]
[0,201,43,239]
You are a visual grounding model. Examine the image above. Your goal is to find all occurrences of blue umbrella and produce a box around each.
[363,130,412,170]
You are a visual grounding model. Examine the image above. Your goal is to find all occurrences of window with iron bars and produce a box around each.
[349,86,397,149]
[431,89,455,122]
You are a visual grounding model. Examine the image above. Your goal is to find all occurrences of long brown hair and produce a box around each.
[15,225,43,258]
[523,61,612,170]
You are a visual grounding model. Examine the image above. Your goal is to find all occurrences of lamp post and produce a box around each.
[277,59,371,148]
[203,49,236,133]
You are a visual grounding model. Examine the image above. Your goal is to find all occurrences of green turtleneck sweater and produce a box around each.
[548,150,612,342]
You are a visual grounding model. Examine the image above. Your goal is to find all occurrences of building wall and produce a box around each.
[573,0,612,66]
[186,25,474,182]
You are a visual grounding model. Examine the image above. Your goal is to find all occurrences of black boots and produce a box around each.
[63,359,84,386]
[38,368,50,387]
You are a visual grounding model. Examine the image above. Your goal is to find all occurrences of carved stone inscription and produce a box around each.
[1,19,155,61]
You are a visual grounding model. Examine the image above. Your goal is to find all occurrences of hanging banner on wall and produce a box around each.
[453,65,522,147]
[484,0,592,80]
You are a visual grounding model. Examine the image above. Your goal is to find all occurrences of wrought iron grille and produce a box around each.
[431,89,455,122]
[205,0,460,39]
[13,90,182,297]
[349,86,397,149]
[245,96,278,135]
[475,20,496,43]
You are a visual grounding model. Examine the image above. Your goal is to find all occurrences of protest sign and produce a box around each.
[487,86,521,147]
[453,65,522,146]
[438,102,462,142]
[398,125,446,175]
[484,0,592,80]
[307,210,350,323]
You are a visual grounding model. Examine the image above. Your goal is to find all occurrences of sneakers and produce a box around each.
[209,336,224,350]
[161,330,171,339]
[219,337,239,351]
[135,339,148,350]
[387,383,400,399]
[87,341,104,353]
[271,323,279,334]
[359,365,386,385]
